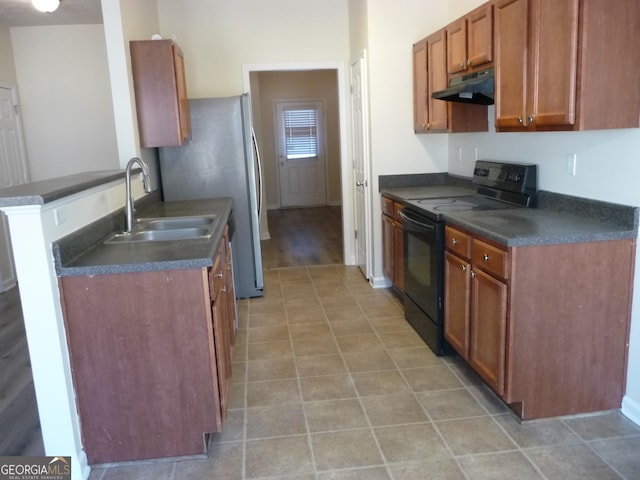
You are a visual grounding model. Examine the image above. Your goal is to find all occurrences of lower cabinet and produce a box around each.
[381,195,404,293]
[444,224,635,419]
[59,230,236,464]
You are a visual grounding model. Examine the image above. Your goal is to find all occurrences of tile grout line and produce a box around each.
[285,267,320,479]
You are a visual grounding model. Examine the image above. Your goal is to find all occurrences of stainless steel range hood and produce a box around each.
[432,67,494,105]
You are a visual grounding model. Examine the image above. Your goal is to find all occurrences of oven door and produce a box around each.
[401,208,443,325]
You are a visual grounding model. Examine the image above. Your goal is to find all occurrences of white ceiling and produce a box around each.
[0,0,102,27]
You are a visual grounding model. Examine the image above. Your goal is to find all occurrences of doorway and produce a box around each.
[0,84,30,291]
[246,67,352,269]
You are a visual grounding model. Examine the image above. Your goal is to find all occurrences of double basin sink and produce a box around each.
[105,215,218,244]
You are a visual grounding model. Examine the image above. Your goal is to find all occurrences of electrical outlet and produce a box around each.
[456,146,462,162]
[566,153,577,176]
[474,147,479,161]
[54,207,67,225]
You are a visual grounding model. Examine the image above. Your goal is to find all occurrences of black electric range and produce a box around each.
[404,160,538,220]
[401,160,537,356]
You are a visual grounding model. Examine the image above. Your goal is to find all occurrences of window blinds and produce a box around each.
[284,108,318,159]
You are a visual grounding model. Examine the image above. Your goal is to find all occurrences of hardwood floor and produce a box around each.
[260,206,343,269]
[0,206,342,457]
[0,286,44,456]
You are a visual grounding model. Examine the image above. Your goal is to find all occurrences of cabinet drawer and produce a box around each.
[445,226,471,259]
[472,239,508,279]
[382,196,404,222]
[382,196,394,217]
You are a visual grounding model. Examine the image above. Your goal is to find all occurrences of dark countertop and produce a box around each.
[0,170,126,206]
[381,185,476,202]
[381,185,638,247]
[54,198,233,276]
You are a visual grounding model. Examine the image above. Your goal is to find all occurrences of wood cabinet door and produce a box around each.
[447,19,467,75]
[382,214,394,282]
[494,0,529,128]
[469,268,508,396]
[528,0,579,128]
[444,252,471,359]
[427,30,449,132]
[211,296,231,421]
[467,3,493,68]
[412,40,429,133]
[393,220,404,292]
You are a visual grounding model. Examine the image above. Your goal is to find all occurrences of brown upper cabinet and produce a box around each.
[413,31,488,134]
[447,2,494,75]
[494,0,640,131]
[130,39,192,147]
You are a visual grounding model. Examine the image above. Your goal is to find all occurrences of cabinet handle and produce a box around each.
[467,58,472,66]
[214,272,223,278]
[483,253,489,261]
[517,117,524,124]
[527,115,534,124]
[451,238,457,245]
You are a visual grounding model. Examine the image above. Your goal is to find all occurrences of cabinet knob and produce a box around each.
[467,58,472,66]
[483,253,489,261]
[461,264,466,271]
[471,270,476,278]
[527,115,534,124]
[451,238,457,245]
[459,61,465,68]
[517,117,524,124]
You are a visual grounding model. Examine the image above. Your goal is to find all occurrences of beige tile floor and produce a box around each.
[89,265,640,480]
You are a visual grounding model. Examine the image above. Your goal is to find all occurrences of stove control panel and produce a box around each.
[473,160,537,195]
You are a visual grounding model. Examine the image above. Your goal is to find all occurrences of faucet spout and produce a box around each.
[125,157,152,233]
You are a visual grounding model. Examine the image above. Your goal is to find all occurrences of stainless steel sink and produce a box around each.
[138,215,217,231]
[104,215,218,244]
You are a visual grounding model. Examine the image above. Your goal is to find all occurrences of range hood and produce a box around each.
[432,67,494,105]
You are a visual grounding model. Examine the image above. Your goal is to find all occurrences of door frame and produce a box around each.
[242,62,354,266]
[0,82,30,291]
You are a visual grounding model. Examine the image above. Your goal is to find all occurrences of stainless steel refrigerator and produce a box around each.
[159,94,264,298]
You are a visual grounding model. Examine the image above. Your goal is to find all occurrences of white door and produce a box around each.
[0,85,29,291]
[276,100,327,207]
[351,53,372,279]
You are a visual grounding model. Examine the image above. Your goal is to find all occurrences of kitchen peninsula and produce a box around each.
[0,172,236,476]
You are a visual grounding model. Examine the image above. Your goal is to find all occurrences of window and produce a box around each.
[283,107,319,159]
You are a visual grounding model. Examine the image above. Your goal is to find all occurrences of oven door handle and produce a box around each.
[400,209,435,231]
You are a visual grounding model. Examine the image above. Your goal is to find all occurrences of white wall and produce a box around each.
[10,25,119,181]
[357,1,450,285]
[156,0,350,98]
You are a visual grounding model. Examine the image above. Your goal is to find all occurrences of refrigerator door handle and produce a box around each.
[252,128,263,220]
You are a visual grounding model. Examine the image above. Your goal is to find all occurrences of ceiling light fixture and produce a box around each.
[32,0,60,13]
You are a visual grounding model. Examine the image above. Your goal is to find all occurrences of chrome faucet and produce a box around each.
[125,157,152,233]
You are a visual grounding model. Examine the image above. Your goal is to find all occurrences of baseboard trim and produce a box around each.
[621,394,640,427]
[370,275,391,289]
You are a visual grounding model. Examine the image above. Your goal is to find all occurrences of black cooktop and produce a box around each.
[404,160,537,221]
